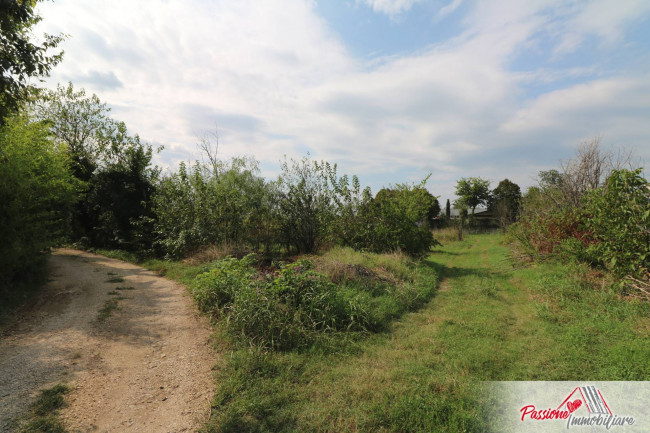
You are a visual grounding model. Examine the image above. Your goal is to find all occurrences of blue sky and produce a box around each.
[36,0,650,204]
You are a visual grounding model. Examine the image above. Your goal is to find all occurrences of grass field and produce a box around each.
[96,234,650,432]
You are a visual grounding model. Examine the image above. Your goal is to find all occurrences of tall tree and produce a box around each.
[0,0,64,124]
[445,199,451,219]
[36,83,117,181]
[489,178,521,228]
[454,177,490,215]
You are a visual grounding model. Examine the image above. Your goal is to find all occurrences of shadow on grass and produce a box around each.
[422,259,509,282]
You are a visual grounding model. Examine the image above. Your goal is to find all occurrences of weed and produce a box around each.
[18,384,70,433]
[105,276,124,283]
[97,298,120,321]
[115,286,135,291]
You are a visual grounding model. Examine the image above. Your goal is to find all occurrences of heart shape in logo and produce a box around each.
[567,399,583,413]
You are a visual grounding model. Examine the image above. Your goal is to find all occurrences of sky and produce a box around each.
[34,0,650,204]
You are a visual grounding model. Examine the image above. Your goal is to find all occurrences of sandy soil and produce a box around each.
[0,249,215,432]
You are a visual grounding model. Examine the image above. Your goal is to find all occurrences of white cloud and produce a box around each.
[554,0,650,54]
[438,0,463,18]
[359,0,423,17]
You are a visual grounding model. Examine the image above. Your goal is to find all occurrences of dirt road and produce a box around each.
[0,249,215,432]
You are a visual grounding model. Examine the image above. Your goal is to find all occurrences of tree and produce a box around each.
[0,113,80,292]
[36,83,117,181]
[276,156,334,254]
[445,199,451,220]
[342,178,438,255]
[83,135,159,250]
[0,1,64,124]
[454,177,490,215]
[36,84,161,248]
[489,179,521,228]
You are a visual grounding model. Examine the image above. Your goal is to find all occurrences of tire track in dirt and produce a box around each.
[0,249,215,432]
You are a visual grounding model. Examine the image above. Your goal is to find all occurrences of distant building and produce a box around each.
[442,207,489,220]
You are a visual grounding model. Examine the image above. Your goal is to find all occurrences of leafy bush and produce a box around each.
[275,157,335,254]
[0,115,80,294]
[343,183,438,255]
[191,249,438,350]
[191,255,256,313]
[191,256,368,350]
[583,169,650,280]
[152,157,273,258]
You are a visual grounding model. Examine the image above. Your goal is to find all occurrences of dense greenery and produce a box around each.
[583,169,650,281]
[0,115,80,298]
[191,248,437,351]
[488,178,521,228]
[510,143,649,295]
[187,234,647,432]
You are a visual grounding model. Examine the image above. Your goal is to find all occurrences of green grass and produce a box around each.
[92,237,650,432]
[17,384,70,433]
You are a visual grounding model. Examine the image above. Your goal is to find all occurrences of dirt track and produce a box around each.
[0,249,215,432]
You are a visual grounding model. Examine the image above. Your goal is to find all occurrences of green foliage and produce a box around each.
[454,177,490,214]
[275,157,335,254]
[326,170,439,255]
[152,157,272,258]
[0,114,80,296]
[512,163,649,286]
[35,83,161,251]
[191,255,257,313]
[489,178,521,227]
[344,181,438,255]
[83,136,159,251]
[583,169,650,280]
[0,1,64,124]
[192,255,366,350]
[37,83,116,180]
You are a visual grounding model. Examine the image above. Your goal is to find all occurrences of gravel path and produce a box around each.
[0,249,215,432]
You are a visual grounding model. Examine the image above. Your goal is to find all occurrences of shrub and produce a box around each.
[191,256,369,350]
[335,181,438,255]
[152,157,273,258]
[583,169,650,280]
[191,254,256,314]
[0,115,80,294]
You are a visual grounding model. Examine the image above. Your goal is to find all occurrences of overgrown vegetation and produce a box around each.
[0,114,80,303]
[190,248,436,351]
[509,138,649,297]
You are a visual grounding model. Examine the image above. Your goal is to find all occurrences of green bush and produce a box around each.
[0,114,80,294]
[191,256,369,350]
[344,184,438,255]
[191,254,256,314]
[583,169,650,280]
[152,157,273,258]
